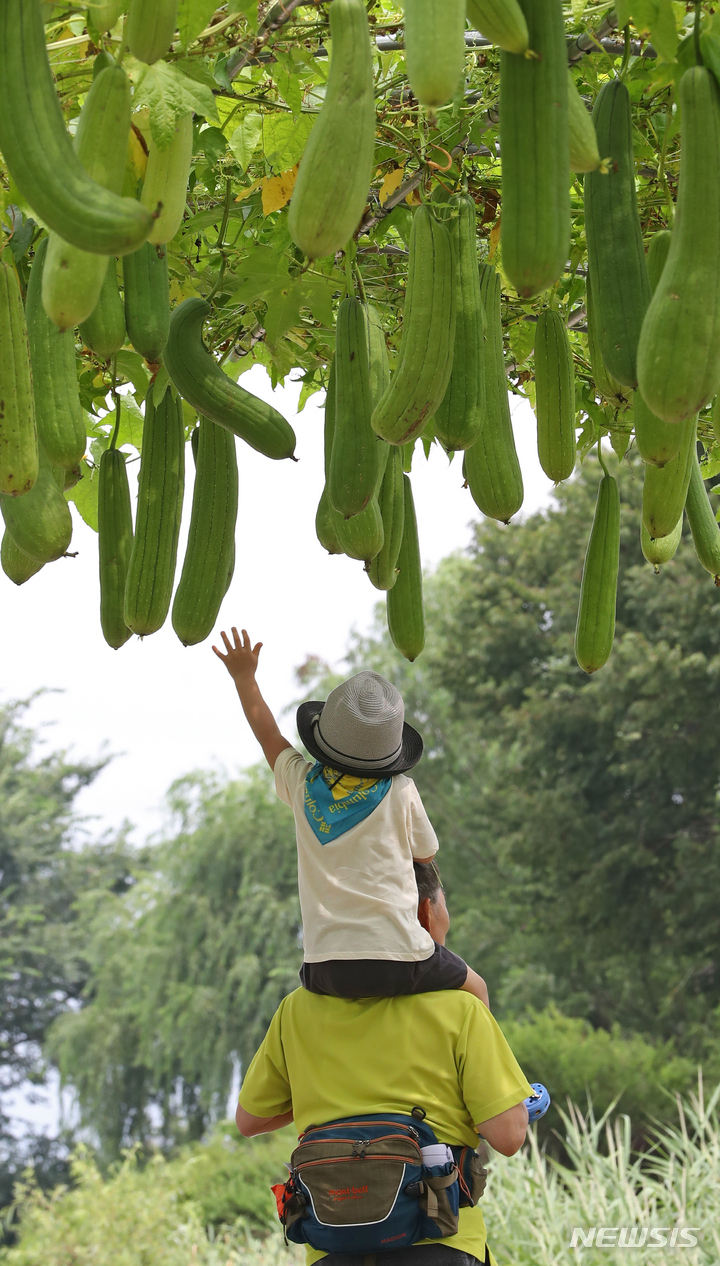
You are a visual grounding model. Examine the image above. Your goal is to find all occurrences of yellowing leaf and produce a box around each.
[127,126,148,184]
[379,167,405,206]
[489,215,501,260]
[405,186,422,207]
[235,178,264,203]
[169,277,200,303]
[261,166,299,215]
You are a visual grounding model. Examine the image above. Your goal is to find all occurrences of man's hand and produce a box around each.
[212,627,262,681]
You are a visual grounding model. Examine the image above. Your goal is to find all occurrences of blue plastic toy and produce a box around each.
[524,1082,551,1122]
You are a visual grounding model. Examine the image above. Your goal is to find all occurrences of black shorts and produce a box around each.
[300,942,468,998]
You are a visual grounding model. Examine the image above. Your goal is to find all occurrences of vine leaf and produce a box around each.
[378,167,405,204]
[229,113,263,170]
[261,167,298,214]
[177,0,219,46]
[261,113,314,171]
[132,62,219,149]
[65,459,99,533]
[618,0,679,64]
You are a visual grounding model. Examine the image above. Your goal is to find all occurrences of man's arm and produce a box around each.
[212,627,292,770]
[476,1100,528,1156]
[236,1102,294,1137]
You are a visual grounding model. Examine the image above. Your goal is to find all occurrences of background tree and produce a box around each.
[0,700,135,1220]
[339,454,720,1064]
[48,769,302,1158]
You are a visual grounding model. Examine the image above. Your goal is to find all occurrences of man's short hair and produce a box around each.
[414,859,443,904]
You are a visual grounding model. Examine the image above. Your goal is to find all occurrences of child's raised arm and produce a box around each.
[212,627,292,771]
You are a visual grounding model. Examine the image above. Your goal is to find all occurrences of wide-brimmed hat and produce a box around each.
[296,670,423,778]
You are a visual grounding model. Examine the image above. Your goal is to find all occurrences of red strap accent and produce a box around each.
[271,1182,291,1220]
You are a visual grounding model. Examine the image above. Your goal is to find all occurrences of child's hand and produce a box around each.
[212,627,262,681]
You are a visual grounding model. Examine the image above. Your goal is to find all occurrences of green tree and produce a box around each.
[0,699,134,1219]
[48,769,301,1158]
[336,454,720,1066]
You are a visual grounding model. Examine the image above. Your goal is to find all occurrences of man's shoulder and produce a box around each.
[280,988,487,1030]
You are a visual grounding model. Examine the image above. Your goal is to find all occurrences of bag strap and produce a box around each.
[423,1167,459,1220]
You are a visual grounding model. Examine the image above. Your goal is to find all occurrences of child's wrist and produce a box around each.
[232,668,256,687]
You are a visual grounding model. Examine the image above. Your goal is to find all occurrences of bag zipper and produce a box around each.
[296,1131,422,1158]
[297,1152,419,1173]
[299,1120,421,1142]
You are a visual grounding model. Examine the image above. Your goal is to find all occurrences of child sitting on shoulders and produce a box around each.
[213,626,488,1005]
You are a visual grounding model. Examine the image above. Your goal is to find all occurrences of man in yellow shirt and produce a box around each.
[236,863,533,1266]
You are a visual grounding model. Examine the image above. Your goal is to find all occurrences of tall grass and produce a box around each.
[2,1081,718,1266]
[485,1076,720,1266]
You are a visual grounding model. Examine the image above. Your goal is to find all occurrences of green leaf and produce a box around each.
[231,244,291,306]
[261,113,314,171]
[197,125,228,164]
[297,373,324,413]
[296,276,335,331]
[274,62,304,118]
[229,112,263,171]
[115,350,150,402]
[610,428,631,460]
[116,395,145,453]
[700,455,720,480]
[616,0,631,27]
[263,278,305,345]
[6,213,36,262]
[153,366,171,403]
[132,61,219,150]
[177,0,219,46]
[65,461,100,533]
[509,319,535,367]
[630,0,679,63]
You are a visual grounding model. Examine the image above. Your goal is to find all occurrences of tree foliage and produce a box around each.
[47,769,302,1157]
[0,699,134,1218]
[336,455,720,1066]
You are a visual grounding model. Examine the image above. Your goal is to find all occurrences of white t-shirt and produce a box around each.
[274,746,438,963]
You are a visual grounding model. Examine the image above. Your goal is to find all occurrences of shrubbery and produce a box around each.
[503,1006,698,1142]
[4,1086,718,1266]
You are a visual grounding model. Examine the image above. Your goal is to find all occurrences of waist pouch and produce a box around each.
[271,1111,487,1255]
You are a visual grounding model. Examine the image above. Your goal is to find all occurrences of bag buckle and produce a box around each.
[352,1138,370,1158]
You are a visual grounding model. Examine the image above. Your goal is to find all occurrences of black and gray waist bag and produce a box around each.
[271,1110,488,1255]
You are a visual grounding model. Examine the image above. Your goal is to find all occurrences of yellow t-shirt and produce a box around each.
[239,988,533,1264]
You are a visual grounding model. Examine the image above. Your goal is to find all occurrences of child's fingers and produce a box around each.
[253,641,263,657]
[240,627,250,648]
[211,645,225,660]
[232,626,242,647]
[221,630,233,651]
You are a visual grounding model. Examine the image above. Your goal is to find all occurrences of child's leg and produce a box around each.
[461,966,490,1009]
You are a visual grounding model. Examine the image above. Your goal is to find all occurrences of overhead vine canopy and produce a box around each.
[2,0,720,665]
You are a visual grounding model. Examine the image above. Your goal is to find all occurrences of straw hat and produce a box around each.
[296,671,423,777]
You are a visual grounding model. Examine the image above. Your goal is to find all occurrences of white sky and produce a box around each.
[1,368,555,845]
